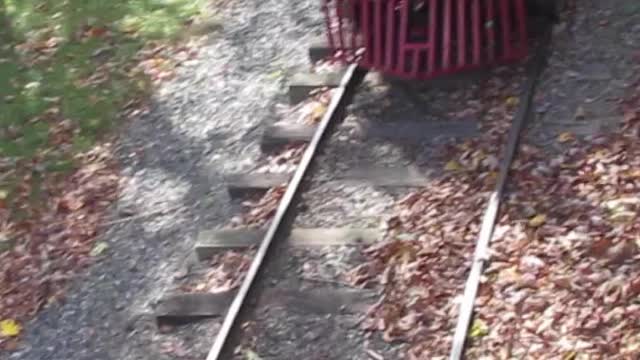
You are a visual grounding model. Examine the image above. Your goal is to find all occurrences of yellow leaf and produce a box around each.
[90,242,108,257]
[266,70,282,80]
[605,198,639,223]
[528,214,546,228]
[0,189,8,200]
[389,242,415,265]
[469,319,489,338]
[498,266,520,282]
[610,211,636,223]
[444,160,463,171]
[562,351,577,360]
[505,96,519,107]
[137,80,147,90]
[593,149,608,158]
[244,349,263,360]
[623,169,640,179]
[560,162,579,169]
[472,149,486,160]
[310,103,327,122]
[557,132,575,143]
[0,319,22,337]
[458,142,472,151]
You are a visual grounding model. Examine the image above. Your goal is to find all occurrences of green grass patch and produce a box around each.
[0,0,208,212]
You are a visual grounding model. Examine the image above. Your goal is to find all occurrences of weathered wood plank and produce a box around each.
[308,37,333,63]
[261,123,317,147]
[261,119,478,148]
[264,287,376,315]
[155,287,375,322]
[289,71,344,104]
[195,228,264,260]
[290,228,380,246]
[155,292,234,321]
[360,119,480,142]
[225,173,291,197]
[542,116,622,135]
[195,227,380,260]
[342,166,432,187]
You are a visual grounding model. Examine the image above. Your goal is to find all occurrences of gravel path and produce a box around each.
[5,1,325,359]
[527,0,640,148]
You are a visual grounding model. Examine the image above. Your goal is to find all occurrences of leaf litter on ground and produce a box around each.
[0,319,21,337]
[342,67,529,359]
[464,60,640,358]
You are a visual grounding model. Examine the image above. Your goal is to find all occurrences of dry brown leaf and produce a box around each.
[557,132,576,143]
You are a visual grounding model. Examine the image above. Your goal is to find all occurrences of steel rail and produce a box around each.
[206,63,360,360]
[448,31,552,360]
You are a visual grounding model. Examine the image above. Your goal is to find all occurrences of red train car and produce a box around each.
[321,0,557,80]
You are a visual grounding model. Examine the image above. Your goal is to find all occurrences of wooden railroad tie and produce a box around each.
[155,286,376,323]
[308,37,333,63]
[224,172,291,197]
[225,164,435,196]
[261,123,317,148]
[195,227,380,261]
[261,119,480,148]
[340,165,433,187]
[289,71,345,105]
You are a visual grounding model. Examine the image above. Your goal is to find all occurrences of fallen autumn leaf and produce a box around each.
[528,214,546,228]
[444,160,464,171]
[0,319,21,337]
[469,319,489,338]
[90,242,109,257]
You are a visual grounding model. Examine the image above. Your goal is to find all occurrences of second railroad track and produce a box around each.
[147,22,553,360]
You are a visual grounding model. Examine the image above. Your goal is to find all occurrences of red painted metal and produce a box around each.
[322,0,530,80]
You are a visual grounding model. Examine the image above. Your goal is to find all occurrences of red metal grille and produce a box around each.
[322,0,529,80]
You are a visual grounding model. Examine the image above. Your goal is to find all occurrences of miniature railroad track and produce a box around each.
[147,27,553,360]
[206,62,363,360]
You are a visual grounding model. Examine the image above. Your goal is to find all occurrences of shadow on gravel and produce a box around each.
[324,62,529,181]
